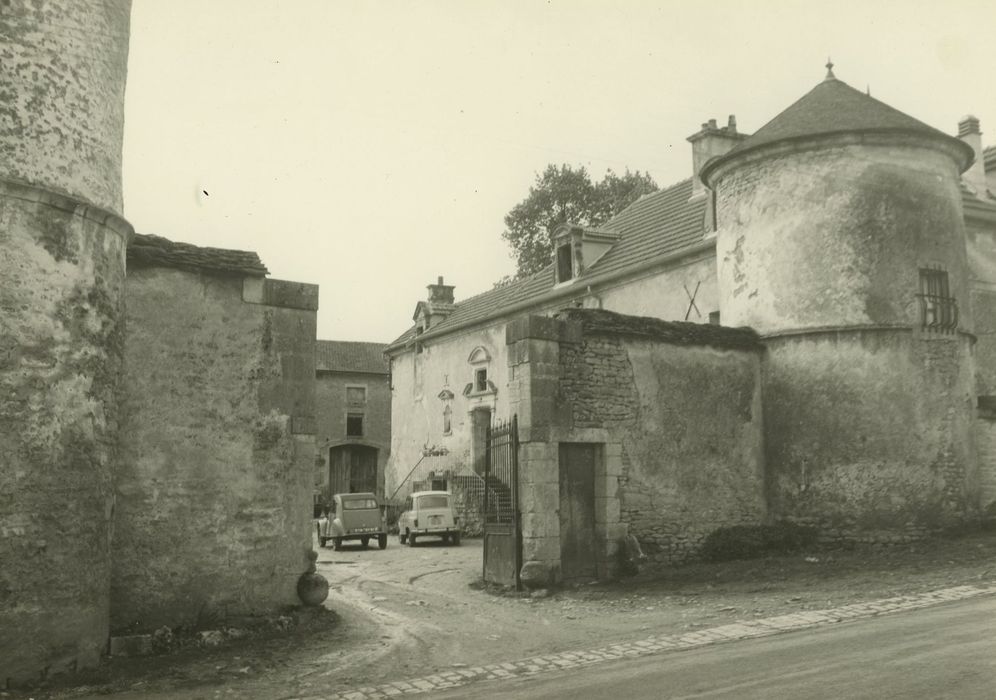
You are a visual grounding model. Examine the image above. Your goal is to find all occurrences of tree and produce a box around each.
[501,165,658,278]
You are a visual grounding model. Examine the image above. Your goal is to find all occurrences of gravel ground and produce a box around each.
[18,529,996,699]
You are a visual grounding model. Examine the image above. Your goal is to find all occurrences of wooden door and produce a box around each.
[349,446,377,493]
[558,443,597,580]
[329,447,349,498]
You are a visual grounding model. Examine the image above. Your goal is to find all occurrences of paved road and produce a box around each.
[431,596,996,699]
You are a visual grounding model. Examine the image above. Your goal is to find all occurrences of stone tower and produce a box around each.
[702,65,981,538]
[0,0,133,683]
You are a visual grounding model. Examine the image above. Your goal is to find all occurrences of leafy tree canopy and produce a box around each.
[501,165,658,278]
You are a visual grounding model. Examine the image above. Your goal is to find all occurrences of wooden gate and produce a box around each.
[482,415,521,588]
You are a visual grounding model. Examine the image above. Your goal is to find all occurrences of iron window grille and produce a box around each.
[916,267,958,333]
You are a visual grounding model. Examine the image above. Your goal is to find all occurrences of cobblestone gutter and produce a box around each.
[314,582,996,700]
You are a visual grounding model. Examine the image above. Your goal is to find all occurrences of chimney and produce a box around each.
[958,115,987,194]
[687,115,747,199]
[427,275,454,305]
[425,275,455,327]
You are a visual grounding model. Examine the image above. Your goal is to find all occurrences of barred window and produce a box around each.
[917,267,958,333]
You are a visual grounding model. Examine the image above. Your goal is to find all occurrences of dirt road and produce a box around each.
[35,530,996,699]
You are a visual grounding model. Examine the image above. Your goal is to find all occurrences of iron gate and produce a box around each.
[482,415,521,588]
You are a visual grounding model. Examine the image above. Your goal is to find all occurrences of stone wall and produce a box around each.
[763,329,979,539]
[0,0,132,212]
[315,369,391,501]
[556,311,766,566]
[505,311,765,583]
[112,267,317,633]
[714,141,972,334]
[0,185,131,683]
[965,218,996,395]
[0,0,133,683]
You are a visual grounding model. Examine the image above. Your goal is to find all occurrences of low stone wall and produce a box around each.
[557,310,767,567]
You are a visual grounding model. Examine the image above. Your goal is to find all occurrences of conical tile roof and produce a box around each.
[702,74,972,184]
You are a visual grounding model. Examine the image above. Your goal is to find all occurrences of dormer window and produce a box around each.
[551,223,620,285]
[474,368,488,392]
[556,243,574,283]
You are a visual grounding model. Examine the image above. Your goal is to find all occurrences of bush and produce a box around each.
[700,522,818,562]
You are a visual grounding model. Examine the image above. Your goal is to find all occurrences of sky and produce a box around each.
[122,0,996,343]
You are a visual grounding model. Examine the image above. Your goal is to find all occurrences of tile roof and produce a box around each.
[316,340,389,374]
[558,308,762,352]
[128,233,268,276]
[703,76,973,184]
[388,178,708,349]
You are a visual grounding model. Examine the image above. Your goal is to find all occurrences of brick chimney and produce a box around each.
[958,115,987,195]
[425,276,455,327]
[687,115,747,199]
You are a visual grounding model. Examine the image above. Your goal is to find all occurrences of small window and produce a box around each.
[346,386,366,406]
[474,368,488,393]
[346,413,364,437]
[556,243,573,282]
[917,267,958,332]
[708,311,720,325]
[443,405,452,435]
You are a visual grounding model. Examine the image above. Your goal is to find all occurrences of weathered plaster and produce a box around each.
[763,330,979,536]
[0,185,130,682]
[715,143,972,334]
[113,268,317,633]
[385,325,510,500]
[598,254,719,324]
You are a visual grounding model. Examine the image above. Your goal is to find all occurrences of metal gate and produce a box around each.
[482,415,521,588]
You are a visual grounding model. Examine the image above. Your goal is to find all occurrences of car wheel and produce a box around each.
[408,533,417,547]
[452,533,461,546]
[441,534,450,545]
[361,537,370,548]
[378,534,387,550]
[332,537,343,551]
[319,537,327,547]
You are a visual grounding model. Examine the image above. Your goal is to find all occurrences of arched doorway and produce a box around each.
[328,444,379,498]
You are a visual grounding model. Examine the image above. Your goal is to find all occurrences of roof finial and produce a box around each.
[825,57,835,80]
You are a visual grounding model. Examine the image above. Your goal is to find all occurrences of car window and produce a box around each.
[342,498,378,510]
[417,495,449,509]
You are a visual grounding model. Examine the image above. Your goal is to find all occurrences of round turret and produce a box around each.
[0,0,132,683]
[704,70,981,539]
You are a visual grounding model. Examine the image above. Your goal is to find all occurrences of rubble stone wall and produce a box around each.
[112,269,317,633]
[558,331,766,566]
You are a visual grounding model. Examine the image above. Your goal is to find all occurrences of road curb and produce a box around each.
[313,582,996,700]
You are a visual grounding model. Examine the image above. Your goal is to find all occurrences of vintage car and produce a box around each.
[319,492,388,550]
[398,490,461,546]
